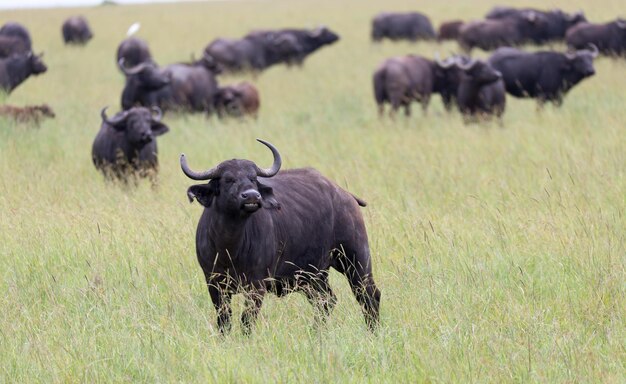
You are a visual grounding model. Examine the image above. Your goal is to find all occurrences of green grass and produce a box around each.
[1,0,625,382]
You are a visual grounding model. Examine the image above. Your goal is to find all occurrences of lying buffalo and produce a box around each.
[181,139,381,333]
[458,12,546,52]
[373,54,463,116]
[488,45,598,106]
[566,19,626,56]
[92,106,169,182]
[0,22,32,58]
[214,82,260,118]
[437,20,464,41]
[119,55,218,112]
[456,58,506,123]
[62,16,93,45]
[0,51,47,93]
[486,7,586,43]
[371,12,436,42]
[117,37,153,70]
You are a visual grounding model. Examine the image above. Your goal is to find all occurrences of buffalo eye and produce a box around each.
[224,176,235,184]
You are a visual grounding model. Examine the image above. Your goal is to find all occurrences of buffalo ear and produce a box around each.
[187,180,219,207]
[151,121,169,136]
[258,182,280,209]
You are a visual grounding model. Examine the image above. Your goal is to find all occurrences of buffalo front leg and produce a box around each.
[241,283,266,335]
[207,277,233,334]
[302,276,338,325]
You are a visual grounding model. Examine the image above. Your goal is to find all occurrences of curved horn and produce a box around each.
[434,52,455,68]
[151,106,162,121]
[254,139,282,178]
[616,19,626,29]
[525,10,537,22]
[180,154,221,180]
[118,57,150,75]
[100,106,128,126]
[456,57,477,70]
[587,43,599,58]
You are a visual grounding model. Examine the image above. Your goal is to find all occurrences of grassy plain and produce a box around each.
[0,0,624,382]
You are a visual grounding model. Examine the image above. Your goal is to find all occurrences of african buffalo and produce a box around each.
[62,16,93,45]
[371,12,436,42]
[0,51,47,93]
[456,58,506,123]
[488,45,598,106]
[0,22,32,58]
[214,82,260,118]
[486,7,586,43]
[92,106,169,182]
[458,13,546,52]
[119,55,218,112]
[117,37,153,70]
[437,20,464,41]
[373,54,463,116]
[181,139,381,334]
[566,19,626,56]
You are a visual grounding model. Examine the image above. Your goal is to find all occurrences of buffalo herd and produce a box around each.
[1,4,624,334]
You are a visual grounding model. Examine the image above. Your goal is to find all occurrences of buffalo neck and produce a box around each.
[206,208,260,259]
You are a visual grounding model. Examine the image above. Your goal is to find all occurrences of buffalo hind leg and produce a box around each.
[241,283,266,335]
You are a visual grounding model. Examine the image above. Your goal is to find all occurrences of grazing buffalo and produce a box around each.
[566,19,626,56]
[437,20,464,41]
[92,106,169,182]
[373,54,462,116]
[62,16,93,45]
[119,54,219,112]
[458,13,546,52]
[0,104,55,125]
[456,59,506,123]
[371,12,436,42]
[486,7,586,43]
[181,139,381,333]
[214,82,260,118]
[248,26,340,66]
[0,22,32,58]
[488,45,598,106]
[117,37,153,70]
[0,51,47,93]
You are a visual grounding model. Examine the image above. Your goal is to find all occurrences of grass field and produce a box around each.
[1,0,625,382]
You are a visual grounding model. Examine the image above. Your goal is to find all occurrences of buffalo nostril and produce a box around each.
[241,192,248,199]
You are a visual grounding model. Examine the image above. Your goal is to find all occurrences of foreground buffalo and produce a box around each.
[486,7,586,43]
[0,51,47,93]
[456,59,506,123]
[488,45,598,106]
[373,54,462,116]
[117,37,153,70]
[372,12,436,42]
[182,139,381,333]
[437,20,464,41]
[214,82,260,118]
[62,16,93,45]
[119,55,218,112]
[92,106,169,181]
[0,22,32,58]
[458,13,545,52]
[566,19,626,56]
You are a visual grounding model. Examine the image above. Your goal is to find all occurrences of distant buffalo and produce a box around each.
[0,51,47,93]
[372,12,436,42]
[455,58,506,123]
[205,26,339,72]
[437,20,464,41]
[458,12,547,52]
[566,19,626,56]
[373,54,463,116]
[181,139,380,333]
[117,37,153,70]
[488,45,598,106]
[62,16,93,45]
[0,22,32,58]
[119,54,219,112]
[92,106,169,182]
[214,82,260,118]
[486,7,586,43]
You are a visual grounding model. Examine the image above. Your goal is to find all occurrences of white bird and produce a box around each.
[126,23,141,37]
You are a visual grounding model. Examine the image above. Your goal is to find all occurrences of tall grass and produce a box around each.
[0,0,624,382]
